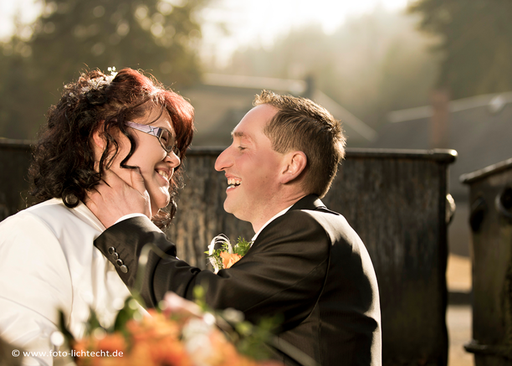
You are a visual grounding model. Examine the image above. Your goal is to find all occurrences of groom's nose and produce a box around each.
[214,146,232,172]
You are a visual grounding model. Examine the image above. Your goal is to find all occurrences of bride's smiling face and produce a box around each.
[95,104,181,217]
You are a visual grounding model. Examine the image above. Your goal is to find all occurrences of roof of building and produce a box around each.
[182,73,376,148]
[371,92,512,195]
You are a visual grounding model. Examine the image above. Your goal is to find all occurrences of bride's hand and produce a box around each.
[85,168,151,228]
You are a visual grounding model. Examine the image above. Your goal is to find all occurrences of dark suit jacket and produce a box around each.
[94,195,381,366]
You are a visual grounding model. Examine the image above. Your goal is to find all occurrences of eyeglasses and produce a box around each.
[126,121,180,158]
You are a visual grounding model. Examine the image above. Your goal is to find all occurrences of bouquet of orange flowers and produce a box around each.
[206,235,252,273]
[56,289,283,366]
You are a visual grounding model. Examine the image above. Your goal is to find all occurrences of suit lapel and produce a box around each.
[251,195,327,247]
[289,194,325,212]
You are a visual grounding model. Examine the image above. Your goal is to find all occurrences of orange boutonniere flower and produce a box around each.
[220,252,243,269]
[206,234,252,273]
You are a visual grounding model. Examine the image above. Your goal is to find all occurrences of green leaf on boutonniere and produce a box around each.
[232,237,252,256]
[206,234,252,273]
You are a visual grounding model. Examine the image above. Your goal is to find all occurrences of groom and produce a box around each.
[89,91,381,366]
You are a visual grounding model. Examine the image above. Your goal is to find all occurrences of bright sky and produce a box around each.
[0,0,40,40]
[0,0,409,62]
[200,0,410,65]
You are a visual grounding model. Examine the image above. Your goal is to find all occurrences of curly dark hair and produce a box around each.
[29,68,194,228]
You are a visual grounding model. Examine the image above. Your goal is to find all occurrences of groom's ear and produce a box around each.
[279,151,307,184]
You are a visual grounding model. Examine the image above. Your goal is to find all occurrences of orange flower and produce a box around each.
[127,312,181,345]
[68,290,286,366]
[74,331,129,366]
[97,333,126,354]
[220,252,243,269]
[129,335,192,366]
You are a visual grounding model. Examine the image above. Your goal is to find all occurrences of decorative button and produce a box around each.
[107,247,128,274]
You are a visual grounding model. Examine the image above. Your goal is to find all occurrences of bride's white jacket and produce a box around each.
[0,198,131,366]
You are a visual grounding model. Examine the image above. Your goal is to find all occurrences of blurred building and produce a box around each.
[182,73,377,148]
[371,91,512,258]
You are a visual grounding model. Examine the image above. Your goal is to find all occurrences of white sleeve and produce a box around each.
[0,212,73,366]
[114,213,147,225]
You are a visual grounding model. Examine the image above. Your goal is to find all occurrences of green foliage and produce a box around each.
[0,47,37,139]
[192,283,207,309]
[232,237,251,256]
[58,297,137,345]
[408,0,512,99]
[206,247,225,271]
[57,309,75,345]
[231,316,280,361]
[192,285,280,361]
[112,297,144,335]
[0,0,209,139]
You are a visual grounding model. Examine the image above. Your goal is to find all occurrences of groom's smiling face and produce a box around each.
[214,104,288,231]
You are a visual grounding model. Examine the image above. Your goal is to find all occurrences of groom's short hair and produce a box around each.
[254,90,346,198]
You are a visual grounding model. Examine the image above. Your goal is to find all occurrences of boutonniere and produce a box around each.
[206,234,252,273]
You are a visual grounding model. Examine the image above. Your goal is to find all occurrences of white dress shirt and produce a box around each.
[0,198,131,366]
[251,205,292,243]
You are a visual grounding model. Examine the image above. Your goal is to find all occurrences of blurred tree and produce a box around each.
[220,8,439,132]
[0,0,208,139]
[0,17,39,139]
[408,0,512,99]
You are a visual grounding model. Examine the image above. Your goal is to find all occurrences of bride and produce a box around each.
[0,68,194,365]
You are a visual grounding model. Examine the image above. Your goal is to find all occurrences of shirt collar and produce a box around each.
[251,205,293,243]
[68,199,106,232]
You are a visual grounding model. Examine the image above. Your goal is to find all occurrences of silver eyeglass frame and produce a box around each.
[125,121,180,158]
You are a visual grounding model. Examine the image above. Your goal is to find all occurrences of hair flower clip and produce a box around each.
[81,67,118,94]
[107,66,117,77]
